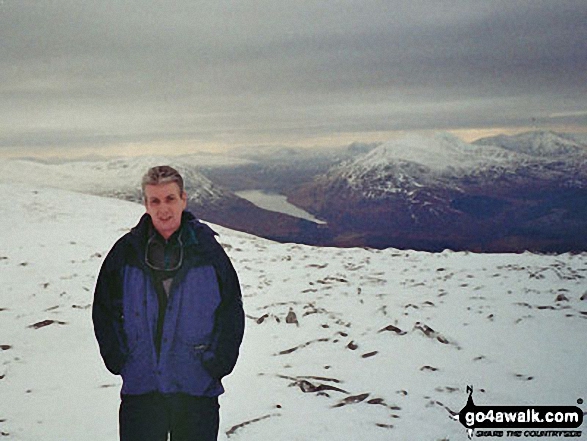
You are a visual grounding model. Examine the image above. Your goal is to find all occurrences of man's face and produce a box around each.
[144,182,187,240]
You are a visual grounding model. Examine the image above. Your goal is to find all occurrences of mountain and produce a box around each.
[288,131,587,252]
[1,182,585,440]
[0,155,328,246]
[202,143,379,194]
[3,131,585,252]
[0,155,250,203]
[473,130,587,157]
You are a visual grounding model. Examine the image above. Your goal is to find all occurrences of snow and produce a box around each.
[1,183,586,440]
[474,131,587,157]
[0,155,239,204]
[352,132,513,173]
[325,131,587,200]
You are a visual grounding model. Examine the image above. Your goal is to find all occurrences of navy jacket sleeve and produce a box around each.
[92,245,128,375]
[201,234,245,380]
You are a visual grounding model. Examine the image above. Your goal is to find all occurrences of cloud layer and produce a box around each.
[1,0,586,154]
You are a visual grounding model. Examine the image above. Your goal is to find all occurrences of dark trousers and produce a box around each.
[119,393,220,441]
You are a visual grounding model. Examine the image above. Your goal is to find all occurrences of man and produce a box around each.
[93,165,244,441]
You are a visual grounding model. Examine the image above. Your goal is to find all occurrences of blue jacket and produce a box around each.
[92,211,244,397]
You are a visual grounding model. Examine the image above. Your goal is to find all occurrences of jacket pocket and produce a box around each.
[120,342,157,395]
[168,338,216,394]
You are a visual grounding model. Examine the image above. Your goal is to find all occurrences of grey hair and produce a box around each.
[141,165,184,199]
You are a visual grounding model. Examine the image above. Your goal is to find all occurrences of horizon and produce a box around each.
[3,126,587,162]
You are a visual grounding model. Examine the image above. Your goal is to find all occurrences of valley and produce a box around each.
[1,130,585,253]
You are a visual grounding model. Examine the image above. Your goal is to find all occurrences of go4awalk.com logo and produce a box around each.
[457,386,584,438]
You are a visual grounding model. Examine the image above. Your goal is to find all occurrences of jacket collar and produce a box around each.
[129,210,201,254]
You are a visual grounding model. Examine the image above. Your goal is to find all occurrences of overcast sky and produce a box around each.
[1,0,586,157]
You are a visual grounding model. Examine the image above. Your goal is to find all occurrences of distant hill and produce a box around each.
[3,131,585,252]
[0,154,328,246]
[287,131,587,252]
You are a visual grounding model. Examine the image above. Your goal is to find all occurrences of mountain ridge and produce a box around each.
[2,130,586,252]
[473,130,587,157]
[287,131,587,252]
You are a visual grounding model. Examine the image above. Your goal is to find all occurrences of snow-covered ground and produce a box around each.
[0,154,247,203]
[0,183,585,440]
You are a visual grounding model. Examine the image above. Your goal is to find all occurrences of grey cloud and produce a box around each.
[1,0,586,153]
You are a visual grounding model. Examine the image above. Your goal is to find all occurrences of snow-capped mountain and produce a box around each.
[0,155,327,246]
[473,130,587,158]
[0,155,234,204]
[2,130,585,252]
[307,131,586,199]
[1,182,585,440]
[346,132,513,174]
[288,131,587,252]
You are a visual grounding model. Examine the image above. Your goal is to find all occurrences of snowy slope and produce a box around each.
[0,154,245,204]
[0,183,586,440]
[351,132,513,173]
[474,131,587,157]
[317,131,587,200]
